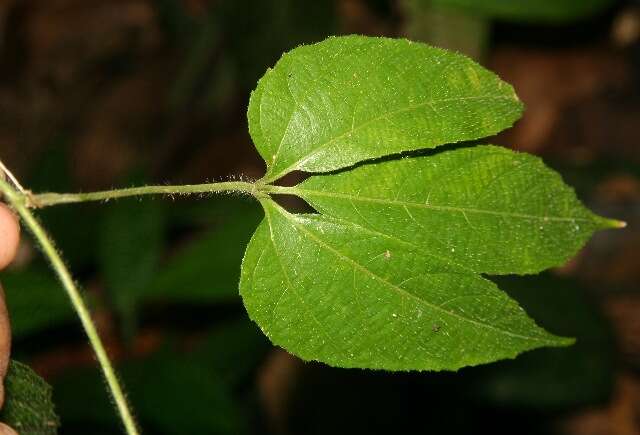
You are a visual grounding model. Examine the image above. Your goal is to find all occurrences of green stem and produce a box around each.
[0,179,140,435]
[31,181,258,208]
[260,184,296,195]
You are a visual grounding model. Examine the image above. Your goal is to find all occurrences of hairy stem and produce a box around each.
[31,181,258,208]
[0,178,140,435]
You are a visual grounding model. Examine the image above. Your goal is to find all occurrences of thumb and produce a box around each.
[0,285,10,410]
[0,204,17,412]
[0,422,18,435]
[0,204,19,271]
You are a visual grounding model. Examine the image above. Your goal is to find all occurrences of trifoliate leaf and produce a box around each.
[240,35,621,371]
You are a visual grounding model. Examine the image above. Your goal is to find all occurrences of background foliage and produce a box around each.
[0,0,638,433]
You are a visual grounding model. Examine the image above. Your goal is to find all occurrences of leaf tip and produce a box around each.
[554,336,576,347]
[598,217,627,230]
[537,332,575,349]
[612,219,627,229]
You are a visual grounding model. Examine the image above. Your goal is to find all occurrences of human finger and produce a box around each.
[0,285,10,409]
[0,422,18,435]
[0,204,19,271]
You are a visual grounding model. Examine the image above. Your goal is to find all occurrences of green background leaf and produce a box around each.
[240,199,569,371]
[54,352,243,435]
[53,321,268,435]
[143,199,262,304]
[427,0,614,22]
[296,145,615,275]
[249,35,523,181]
[3,269,75,339]
[0,360,59,435]
[469,274,614,408]
[99,198,166,337]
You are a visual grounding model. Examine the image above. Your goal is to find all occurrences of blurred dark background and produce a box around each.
[0,0,639,434]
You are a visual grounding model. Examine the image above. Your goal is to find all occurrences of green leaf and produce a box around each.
[123,353,245,435]
[2,269,76,338]
[0,360,59,435]
[99,198,165,335]
[53,336,252,435]
[144,200,262,304]
[249,35,523,182]
[295,145,616,275]
[240,198,570,371]
[192,320,271,386]
[428,0,614,22]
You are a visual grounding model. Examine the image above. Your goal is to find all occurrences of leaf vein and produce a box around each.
[298,189,591,224]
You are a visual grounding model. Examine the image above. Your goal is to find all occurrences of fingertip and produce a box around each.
[0,204,20,270]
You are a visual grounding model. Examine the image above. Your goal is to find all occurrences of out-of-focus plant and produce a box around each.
[404,0,616,58]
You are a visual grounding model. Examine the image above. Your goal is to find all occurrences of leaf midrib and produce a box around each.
[295,188,595,224]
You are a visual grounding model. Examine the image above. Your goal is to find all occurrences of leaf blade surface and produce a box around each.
[249,35,523,181]
[239,199,569,371]
[0,361,59,435]
[296,145,614,275]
